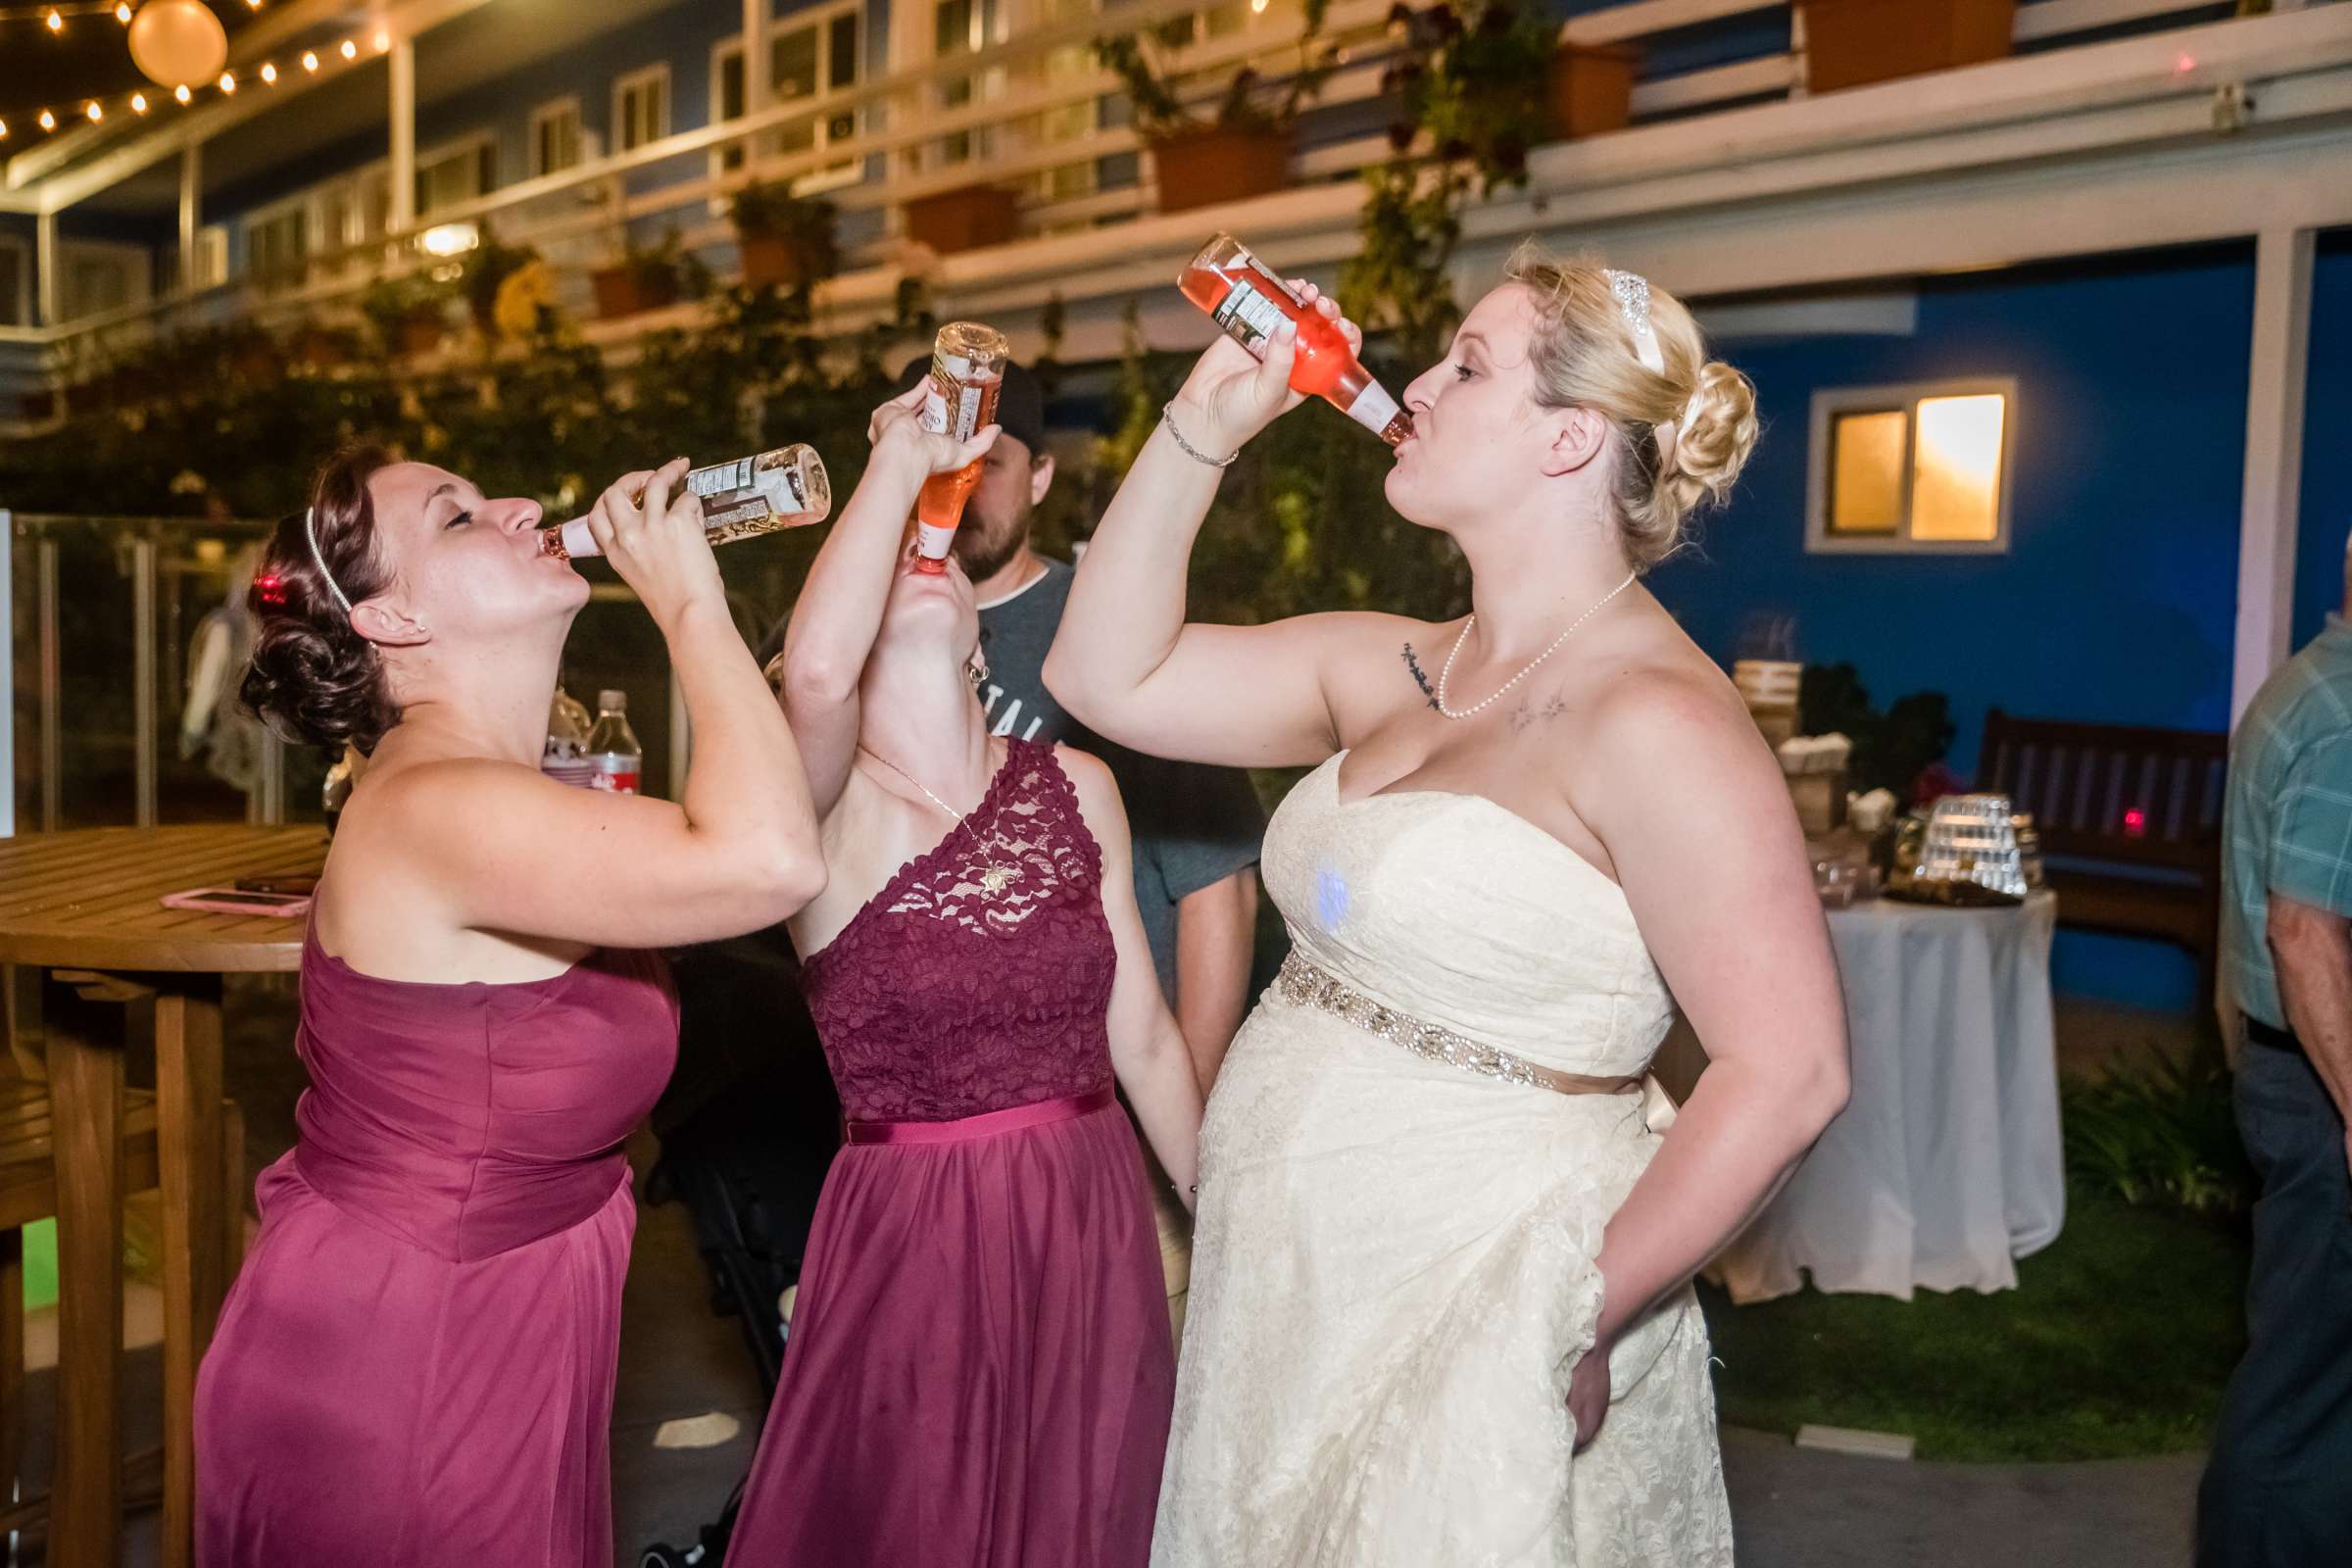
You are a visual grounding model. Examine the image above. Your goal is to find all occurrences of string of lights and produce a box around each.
[0,1,267,26]
[0,7,396,143]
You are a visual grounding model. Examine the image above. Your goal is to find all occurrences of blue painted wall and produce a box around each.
[2289,227,2352,649]
[1651,244,2257,1008]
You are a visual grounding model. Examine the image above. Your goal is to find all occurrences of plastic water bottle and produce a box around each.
[585,690,643,795]
[542,685,596,788]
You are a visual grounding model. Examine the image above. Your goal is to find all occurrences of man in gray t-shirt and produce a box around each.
[975,556,1263,1018]
[939,358,1263,1072]
[763,357,1261,1339]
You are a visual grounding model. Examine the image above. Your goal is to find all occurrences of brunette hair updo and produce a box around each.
[238,444,402,753]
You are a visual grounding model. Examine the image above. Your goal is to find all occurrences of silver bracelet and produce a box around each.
[1161,403,1239,468]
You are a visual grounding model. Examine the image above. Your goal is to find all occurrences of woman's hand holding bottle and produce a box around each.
[579,458,724,629]
[868,382,1002,489]
[1171,280,1365,457]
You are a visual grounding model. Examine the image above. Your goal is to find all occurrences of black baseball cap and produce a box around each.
[893,352,1046,459]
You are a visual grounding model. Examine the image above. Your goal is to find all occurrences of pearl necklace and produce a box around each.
[1435,572,1639,720]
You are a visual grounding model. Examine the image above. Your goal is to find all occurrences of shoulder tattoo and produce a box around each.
[1400,643,1439,710]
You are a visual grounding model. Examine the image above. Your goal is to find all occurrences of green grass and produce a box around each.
[21,1216,58,1311]
[1699,1189,2248,1462]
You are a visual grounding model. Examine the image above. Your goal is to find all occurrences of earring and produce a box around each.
[965,656,990,690]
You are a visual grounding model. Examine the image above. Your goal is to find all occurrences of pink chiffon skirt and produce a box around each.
[727,1093,1174,1566]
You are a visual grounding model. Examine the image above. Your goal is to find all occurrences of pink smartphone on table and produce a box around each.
[160,887,314,918]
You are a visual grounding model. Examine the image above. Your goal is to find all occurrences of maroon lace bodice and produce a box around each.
[802,741,1118,1122]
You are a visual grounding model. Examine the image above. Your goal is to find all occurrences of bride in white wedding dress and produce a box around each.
[1045,248,1850,1566]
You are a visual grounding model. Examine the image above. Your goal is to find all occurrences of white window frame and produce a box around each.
[239,191,314,291]
[0,234,30,326]
[192,224,230,290]
[1805,376,2018,557]
[56,238,152,320]
[613,64,673,155]
[528,96,584,178]
[310,162,391,276]
[710,4,866,196]
[710,35,750,191]
[929,0,1007,168]
[415,131,498,219]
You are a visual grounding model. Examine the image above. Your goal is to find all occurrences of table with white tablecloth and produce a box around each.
[1660,890,2063,1303]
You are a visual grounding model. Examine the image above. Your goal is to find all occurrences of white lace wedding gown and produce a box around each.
[1153,755,1734,1567]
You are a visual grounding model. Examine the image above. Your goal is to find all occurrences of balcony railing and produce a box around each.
[0,0,2316,403]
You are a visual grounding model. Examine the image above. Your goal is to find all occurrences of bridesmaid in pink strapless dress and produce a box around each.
[727,742,1176,1565]
[196,936,676,1564]
[200,449,825,1566]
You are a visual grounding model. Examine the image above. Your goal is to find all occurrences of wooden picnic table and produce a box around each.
[0,825,323,1568]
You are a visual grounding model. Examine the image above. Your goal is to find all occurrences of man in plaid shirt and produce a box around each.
[2199,558,2352,1568]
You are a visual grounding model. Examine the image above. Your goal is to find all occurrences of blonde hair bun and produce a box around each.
[1504,242,1759,565]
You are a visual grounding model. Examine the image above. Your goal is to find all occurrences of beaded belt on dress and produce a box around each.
[1275,953,1642,1098]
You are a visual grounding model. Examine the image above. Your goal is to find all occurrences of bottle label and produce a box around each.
[588,755,641,795]
[1212,280,1287,355]
[915,520,957,562]
[1345,379,1404,440]
[689,457,755,497]
[927,351,989,440]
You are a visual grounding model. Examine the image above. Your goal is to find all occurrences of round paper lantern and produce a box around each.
[127,1,229,90]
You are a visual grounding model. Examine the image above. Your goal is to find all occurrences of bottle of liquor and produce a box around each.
[584,691,643,796]
[1178,232,1411,447]
[912,320,1010,576]
[542,444,832,561]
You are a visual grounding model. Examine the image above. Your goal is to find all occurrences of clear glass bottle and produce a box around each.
[1178,232,1411,447]
[542,445,832,560]
[542,684,595,787]
[584,690,643,796]
[912,320,1010,575]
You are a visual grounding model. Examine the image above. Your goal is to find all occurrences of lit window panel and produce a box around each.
[1827,409,1907,536]
[1910,393,2006,542]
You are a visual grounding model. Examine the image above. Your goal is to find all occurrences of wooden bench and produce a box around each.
[1976,710,2227,1006]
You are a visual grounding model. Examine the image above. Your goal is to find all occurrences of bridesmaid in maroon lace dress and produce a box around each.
[729,385,1205,1565]
[197,452,824,1565]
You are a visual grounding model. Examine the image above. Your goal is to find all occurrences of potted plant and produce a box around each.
[360,271,454,357]
[1385,0,1630,167]
[1798,0,2015,95]
[902,182,1023,256]
[1095,0,1338,214]
[729,180,841,290]
[591,229,707,319]
[460,238,540,338]
[291,321,359,369]
[490,258,565,343]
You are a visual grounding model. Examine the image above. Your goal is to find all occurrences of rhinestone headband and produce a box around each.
[302,506,354,617]
[1606,268,1688,472]
[1605,269,1667,375]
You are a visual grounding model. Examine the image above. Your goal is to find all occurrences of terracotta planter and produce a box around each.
[739,234,819,290]
[399,315,446,357]
[231,342,282,382]
[1799,0,2016,94]
[1148,125,1292,215]
[591,266,683,319]
[295,328,351,368]
[903,184,1020,256]
[1547,45,1636,141]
